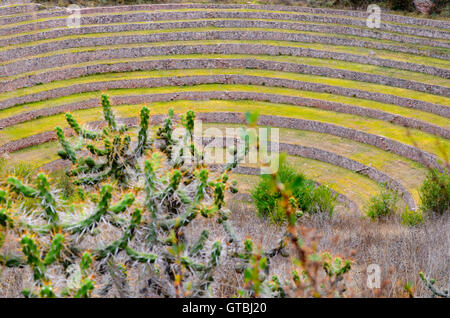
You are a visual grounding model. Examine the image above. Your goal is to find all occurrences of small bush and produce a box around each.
[366,185,400,220]
[251,164,337,224]
[309,184,337,218]
[401,207,424,226]
[419,169,450,216]
[251,163,302,221]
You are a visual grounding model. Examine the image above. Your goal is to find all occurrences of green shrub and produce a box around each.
[251,163,301,220]
[251,163,337,224]
[366,185,400,220]
[401,207,424,226]
[309,184,337,218]
[419,169,450,216]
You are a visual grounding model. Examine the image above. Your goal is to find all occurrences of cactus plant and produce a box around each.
[56,94,152,187]
[0,96,249,297]
[0,96,354,298]
[419,272,449,298]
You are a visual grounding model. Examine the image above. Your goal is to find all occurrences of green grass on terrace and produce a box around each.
[7,136,383,211]
[1,7,448,32]
[1,26,448,57]
[207,123,426,204]
[2,17,449,46]
[0,99,448,160]
[1,70,449,124]
[1,52,449,89]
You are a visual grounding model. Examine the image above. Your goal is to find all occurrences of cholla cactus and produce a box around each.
[0,96,252,297]
[0,96,353,298]
[56,94,152,186]
[419,272,449,298]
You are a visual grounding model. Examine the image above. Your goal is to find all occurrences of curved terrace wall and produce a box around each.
[1,7,448,40]
[2,56,449,103]
[2,18,449,49]
[1,78,448,138]
[1,30,448,63]
[2,42,448,80]
[0,111,440,170]
[2,3,449,29]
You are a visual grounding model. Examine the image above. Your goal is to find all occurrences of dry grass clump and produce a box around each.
[179,196,449,297]
[276,207,448,297]
[185,197,449,298]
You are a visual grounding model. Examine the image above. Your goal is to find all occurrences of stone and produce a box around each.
[413,0,435,15]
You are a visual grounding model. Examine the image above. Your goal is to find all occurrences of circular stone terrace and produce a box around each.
[0,2,449,213]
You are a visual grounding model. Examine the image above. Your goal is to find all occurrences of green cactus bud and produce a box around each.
[55,126,77,163]
[69,185,113,234]
[125,247,157,264]
[101,94,117,131]
[7,177,38,198]
[189,230,209,257]
[80,252,93,276]
[43,234,64,266]
[74,279,95,298]
[109,193,135,214]
[36,173,59,224]
[66,113,99,140]
[135,106,150,157]
[21,236,47,283]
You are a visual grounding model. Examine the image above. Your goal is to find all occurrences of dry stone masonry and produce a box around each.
[0,2,448,210]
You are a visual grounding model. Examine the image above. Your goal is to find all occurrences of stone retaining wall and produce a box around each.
[0,112,439,171]
[0,3,40,16]
[0,112,418,209]
[2,17,449,49]
[1,30,447,63]
[1,77,448,138]
[3,42,448,81]
[2,3,448,29]
[2,58,448,114]
[2,56,448,103]
[1,6,448,40]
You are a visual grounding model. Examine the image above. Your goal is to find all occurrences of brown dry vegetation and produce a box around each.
[3,194,446,298]
[220,199,450,298]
